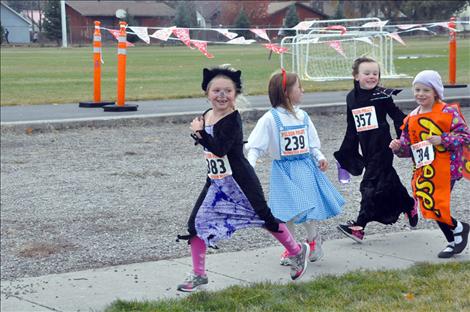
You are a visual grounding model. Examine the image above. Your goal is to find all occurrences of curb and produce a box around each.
[1,96,468,134]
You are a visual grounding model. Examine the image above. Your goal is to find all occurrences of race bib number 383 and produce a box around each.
[204,151,232,179]
[411,140,435,168]
[280,128,309,156]
[352,106,379,132]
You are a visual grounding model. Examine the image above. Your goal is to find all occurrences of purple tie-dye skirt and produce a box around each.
[195,176,265,247]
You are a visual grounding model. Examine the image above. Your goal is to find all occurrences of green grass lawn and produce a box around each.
[1,37,469,106]
[105,261,470,312]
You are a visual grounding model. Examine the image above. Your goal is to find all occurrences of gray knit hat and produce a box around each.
[412,70,444,100]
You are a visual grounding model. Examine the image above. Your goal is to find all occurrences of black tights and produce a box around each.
[436,180,458,243]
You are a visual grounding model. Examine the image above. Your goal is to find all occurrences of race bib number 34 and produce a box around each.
[204,151,232,179]
[411,141,435,168]
[352,106,378,132]
[280,128,309,156]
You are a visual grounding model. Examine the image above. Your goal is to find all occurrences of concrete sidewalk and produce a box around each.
[1,229,468,311]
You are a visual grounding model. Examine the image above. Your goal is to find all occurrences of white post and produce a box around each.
[60,0,67,47]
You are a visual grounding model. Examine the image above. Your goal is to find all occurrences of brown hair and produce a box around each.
[351,57,381,79]
[268,71,301,116]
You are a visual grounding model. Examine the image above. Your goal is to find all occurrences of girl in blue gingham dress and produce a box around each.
[246,70,344,265]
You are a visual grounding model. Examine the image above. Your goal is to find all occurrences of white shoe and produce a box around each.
[308,237,324,262]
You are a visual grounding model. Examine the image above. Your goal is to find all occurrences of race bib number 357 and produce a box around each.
[411,140,435,168]
[204,151,232,179]
[352,106,378,132]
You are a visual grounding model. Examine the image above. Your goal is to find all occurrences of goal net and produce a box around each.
[280,18,408,81]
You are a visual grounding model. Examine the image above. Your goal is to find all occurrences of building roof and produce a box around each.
[66,1,175,17]
[0,1,32,25]
[267,1,327,18]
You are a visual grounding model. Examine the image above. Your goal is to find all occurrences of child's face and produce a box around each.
[355,62,380,90]
[287,78,303,105]
[207,77,236,112]
[413,82,436,110]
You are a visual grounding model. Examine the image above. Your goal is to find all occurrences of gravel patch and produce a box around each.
[1,108,469,281]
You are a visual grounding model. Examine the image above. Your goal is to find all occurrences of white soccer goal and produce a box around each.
[280,18,408,81]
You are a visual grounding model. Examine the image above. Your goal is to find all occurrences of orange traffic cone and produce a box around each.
[103,21,138,112]
[79,21,115,107]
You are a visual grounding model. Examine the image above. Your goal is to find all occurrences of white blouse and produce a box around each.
[245,106,325,168]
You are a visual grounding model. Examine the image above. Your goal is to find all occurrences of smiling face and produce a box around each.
[207,76,237,113]
[287,77,303,105]
[413,82,437,111]
[354,62,380,90]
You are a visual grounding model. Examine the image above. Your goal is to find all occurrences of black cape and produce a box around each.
[181,110,280,241]
[334,82,414,226]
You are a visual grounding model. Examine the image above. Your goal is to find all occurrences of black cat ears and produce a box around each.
[201,66,242,94]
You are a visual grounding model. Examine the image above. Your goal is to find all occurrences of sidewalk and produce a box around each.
[1,229,468,311]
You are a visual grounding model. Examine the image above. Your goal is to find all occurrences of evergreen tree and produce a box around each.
[284,4,300,36]
[43,0,61,45]
[234,9,251,38]
[174,1,196,28]
[0,24,4,44]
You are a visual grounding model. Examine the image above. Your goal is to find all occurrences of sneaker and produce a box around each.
[279,249,291,266]
[289,242,310,280]
[405,200,419,228]
[337,221,364,243]
[176,272,209,292]
[308,238,324,262]
[438,244,455,258]
[453,222,469,254]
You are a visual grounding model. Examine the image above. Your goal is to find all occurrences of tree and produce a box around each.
[284,4,300,36]
[0,24,4,44]
[43,0,61,45]
[173,1,196,28]
[400,0,469,22]
[234,9,251,38]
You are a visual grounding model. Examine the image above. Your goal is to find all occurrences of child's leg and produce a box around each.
[190,236,207,276]
[302,221,318,242]
[269,223,301,256]
[436,218,457,243]
[286,220,296,240]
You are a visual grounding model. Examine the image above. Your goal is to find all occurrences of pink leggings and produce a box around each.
[190,223,300,276]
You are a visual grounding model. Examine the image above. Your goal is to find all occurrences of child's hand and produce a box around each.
[318,159,328,172]
[389,139,401,152]
[427,135,442,146]
[190,116,204,138]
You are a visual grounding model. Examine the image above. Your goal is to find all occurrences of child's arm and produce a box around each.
[245,114,271,168]
[196,116,239,157]
[439,107,470,151]
[307,118,328,171]
[390,122,412,157]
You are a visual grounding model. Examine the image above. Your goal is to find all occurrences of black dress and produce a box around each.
[180,110,280,243]
[334,82,414,227]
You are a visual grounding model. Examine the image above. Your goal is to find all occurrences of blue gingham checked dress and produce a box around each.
[269,109,344,223]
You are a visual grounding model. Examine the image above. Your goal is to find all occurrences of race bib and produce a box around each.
[352,106,378,132]
[204,151,232,179]
[411,141,435,168]
[280,127,309,156]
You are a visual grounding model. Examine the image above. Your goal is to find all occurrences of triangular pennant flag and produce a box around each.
[106,29,134,47]
[325,25,347,35]
[354,37,375,46]
[226,36,256,45]
[128,26,150,44]
[263,43,288,54]
[214,28,238,40]
[411,27,437,35]
[396,24,421,30]
[431,22,460,32]
[250,28,270,41]
[361,20,388,28]
[293,20,315,31]
[328,40,346,57]
[172,28,193,49]
[150,26,175,41]
[191,40,214,59]
[388,32,406,46]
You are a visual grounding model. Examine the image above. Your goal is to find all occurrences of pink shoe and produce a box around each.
[279,249,291,266]
[405,200,419,228]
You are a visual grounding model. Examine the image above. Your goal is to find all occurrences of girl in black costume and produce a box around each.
[334,57,417,242]
[176,65,309,292]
